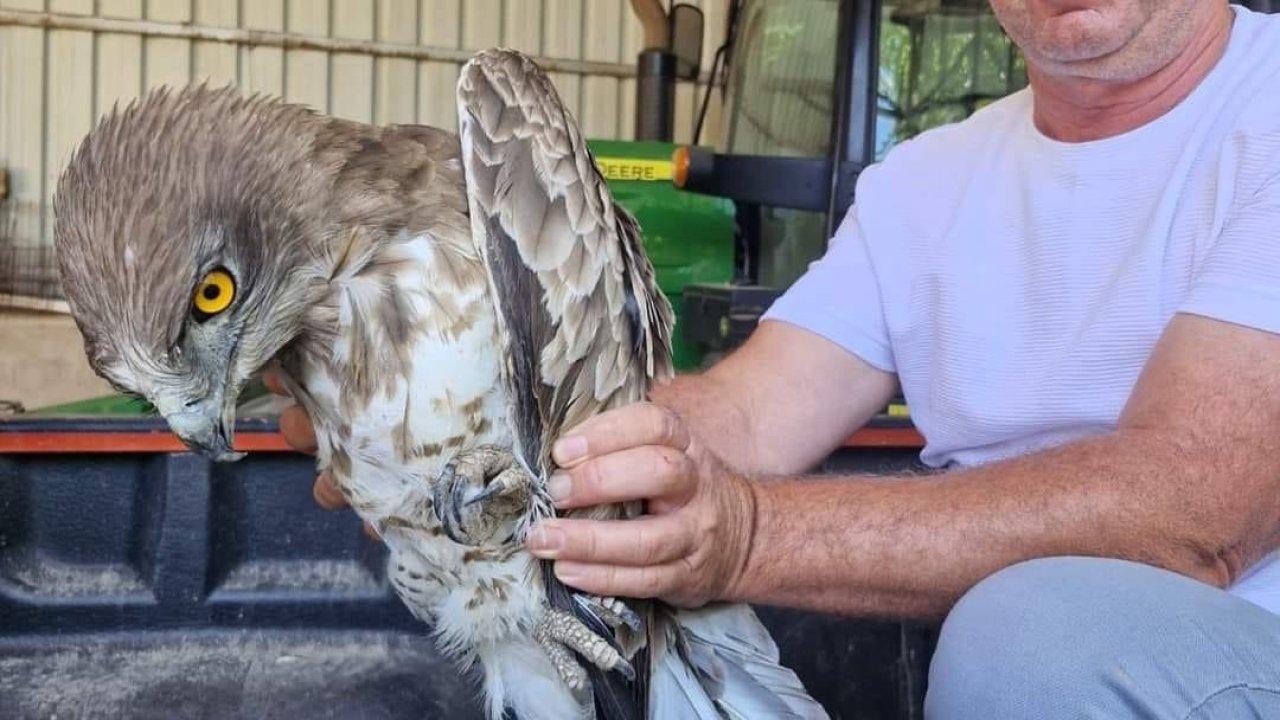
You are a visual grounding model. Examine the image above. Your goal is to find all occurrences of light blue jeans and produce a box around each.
[925,557,1280,719]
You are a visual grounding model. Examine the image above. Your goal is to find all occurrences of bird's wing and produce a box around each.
[456,49,673,720]
[456,48,673,478]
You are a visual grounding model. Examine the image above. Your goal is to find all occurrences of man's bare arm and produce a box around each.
[651,321,897,476]
[532,313,1280,618]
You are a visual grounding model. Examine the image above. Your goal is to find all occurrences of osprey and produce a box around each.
[55,50,825,720]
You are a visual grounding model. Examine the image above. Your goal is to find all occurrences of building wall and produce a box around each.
[0,0,727,258]
[0,309,112,409]
[0,0,727,409]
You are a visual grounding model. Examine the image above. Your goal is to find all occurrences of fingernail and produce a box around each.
[554,561,582,583]
[553,435,587,465]
[548,471,571,504]
[528,524,565,557]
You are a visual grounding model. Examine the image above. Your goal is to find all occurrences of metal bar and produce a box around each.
[847,0,882,171]
[0,8,639,79]
[824,0,881,238]
[0,294,68,314]
[0,431,294,454]
[844,427,922,448]
[635,48,676,140]
[680,149,835,212]
[0,427,921,452]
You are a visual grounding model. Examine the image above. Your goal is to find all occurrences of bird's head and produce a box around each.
[54,86,336,460]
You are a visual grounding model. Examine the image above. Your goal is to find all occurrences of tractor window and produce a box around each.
[877,0,1028,158]
[723,0,1027,287]
[724,0,841,159]
[724,0,1026,160]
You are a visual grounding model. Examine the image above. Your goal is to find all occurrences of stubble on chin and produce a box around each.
[991,0,1199,82]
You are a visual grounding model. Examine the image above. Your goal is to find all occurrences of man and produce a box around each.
[276,0,1280,715]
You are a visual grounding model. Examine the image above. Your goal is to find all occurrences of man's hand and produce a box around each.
[526,403,758,607]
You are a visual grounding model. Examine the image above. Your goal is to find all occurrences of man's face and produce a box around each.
[988,0,1207,81]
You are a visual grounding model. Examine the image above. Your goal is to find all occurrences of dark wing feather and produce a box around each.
[458,50,673,474]
[456,49,674,720]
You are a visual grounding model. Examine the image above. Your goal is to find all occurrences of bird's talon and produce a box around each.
[431,446,530,546]
[464,483,501,507]
[533,608,633,691]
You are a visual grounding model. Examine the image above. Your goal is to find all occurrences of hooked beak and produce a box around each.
[160,397,244,462]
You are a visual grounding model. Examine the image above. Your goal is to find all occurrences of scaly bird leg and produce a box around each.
[433,445,531,546]
[534,608,635,697]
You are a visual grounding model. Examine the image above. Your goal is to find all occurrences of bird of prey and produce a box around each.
[55,49,826,720]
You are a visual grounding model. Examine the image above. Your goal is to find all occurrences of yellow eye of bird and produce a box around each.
[193,268,236,318]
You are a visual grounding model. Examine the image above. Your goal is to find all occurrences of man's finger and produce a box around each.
[262,368,290,397]
[312,471,347,510]
[552,560,684,599]
[528,515,694,566]
[552,403,689,467]
[279,404,317,454]
[363,522,381,542]
[550,445,694,510]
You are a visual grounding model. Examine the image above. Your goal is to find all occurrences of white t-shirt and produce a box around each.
[764,5,1280,611]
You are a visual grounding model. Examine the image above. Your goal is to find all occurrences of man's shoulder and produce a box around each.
[1230,6,1280,68]
[1226,8,1280,90]
[1206,8,1280,192]
[904,89,1025,148]
[869,90,1027,181]
[854,90,1028,237]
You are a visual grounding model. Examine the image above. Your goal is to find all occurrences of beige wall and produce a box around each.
[0,0,729,408]
[0,310,111,410]
[0,0,729,253]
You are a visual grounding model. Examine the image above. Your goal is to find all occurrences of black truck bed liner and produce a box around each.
[0,417,934,719]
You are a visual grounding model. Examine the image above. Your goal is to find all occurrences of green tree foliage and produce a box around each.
[876,1,1027,157]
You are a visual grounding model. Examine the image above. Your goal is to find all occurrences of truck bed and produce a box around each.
[0,417,934,719]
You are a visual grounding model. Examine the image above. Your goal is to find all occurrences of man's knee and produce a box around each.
[926,557,1123,718]
[924,556,1280,719]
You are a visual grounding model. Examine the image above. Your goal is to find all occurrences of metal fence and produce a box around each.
[0,199,62,304]
[0,242,60,302]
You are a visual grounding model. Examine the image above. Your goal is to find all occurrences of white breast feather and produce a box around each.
[293,231,585,720]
